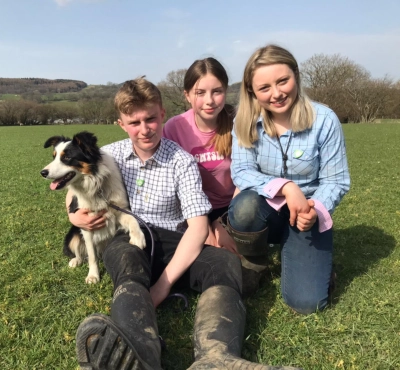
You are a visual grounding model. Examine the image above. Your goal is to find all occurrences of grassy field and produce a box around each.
[0,124,399,369]
[0,94,21,101]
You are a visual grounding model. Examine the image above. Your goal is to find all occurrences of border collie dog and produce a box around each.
[40,131,145,284]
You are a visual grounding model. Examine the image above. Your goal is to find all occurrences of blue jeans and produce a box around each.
[228,190,333,315]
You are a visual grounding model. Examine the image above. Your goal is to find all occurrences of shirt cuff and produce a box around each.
[266,196,286,211]
[312,199,333,232]
[263,178,292,198]
[263,180,333,233]
[264,178,292,211]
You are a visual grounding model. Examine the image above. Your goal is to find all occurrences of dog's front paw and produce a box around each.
[69,257,83,268]
[129,230,146,249]
[85,275,100,284]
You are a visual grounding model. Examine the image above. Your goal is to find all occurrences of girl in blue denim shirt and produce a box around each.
[227,44,350,314]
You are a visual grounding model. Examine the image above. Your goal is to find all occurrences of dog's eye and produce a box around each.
[63,156,70,161]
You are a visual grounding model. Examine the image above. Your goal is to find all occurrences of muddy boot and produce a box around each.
[76,281,162,370]
[188,285,302,370]
[241,254,270,298]
[220,213,270,297]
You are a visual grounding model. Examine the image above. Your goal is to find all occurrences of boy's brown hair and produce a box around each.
[114,77,163,115]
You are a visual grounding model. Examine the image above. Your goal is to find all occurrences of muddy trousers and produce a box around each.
[102,228,242,368]
[188,285,303,370]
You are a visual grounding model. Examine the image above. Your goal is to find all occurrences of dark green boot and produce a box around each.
[220,213,270,297]
[241,254,270,298]
[76,281,162,370]
[188,285,303,370]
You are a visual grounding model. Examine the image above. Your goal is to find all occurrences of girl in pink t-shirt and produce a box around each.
[163,58,237,255]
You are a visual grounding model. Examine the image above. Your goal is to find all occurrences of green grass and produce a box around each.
[0,124,399,369]
[0,94,21,101]
[372,118,400,124]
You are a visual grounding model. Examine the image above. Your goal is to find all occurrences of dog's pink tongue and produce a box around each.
[50,181,60,190]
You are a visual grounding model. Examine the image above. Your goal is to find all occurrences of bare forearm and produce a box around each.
[162,225,206,285]
[156,216,208,289]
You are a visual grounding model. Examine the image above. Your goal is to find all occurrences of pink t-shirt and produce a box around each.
[163,109,235,209]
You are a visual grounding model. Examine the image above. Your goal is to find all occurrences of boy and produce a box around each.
[70,78,300,370]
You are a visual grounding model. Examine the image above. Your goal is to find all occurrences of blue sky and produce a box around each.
[1,0,399,85]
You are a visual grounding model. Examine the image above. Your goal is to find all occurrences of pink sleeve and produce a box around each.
[264,178,291,211]
[311,199,333,232]
[263,180,333,232]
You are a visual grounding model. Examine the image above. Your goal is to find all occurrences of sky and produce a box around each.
[1,0,399,86]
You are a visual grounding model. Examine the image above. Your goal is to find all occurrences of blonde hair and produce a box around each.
[184,58,233,157]
[235,44,315,148]
[115,77,163,115]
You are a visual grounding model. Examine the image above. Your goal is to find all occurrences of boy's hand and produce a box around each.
[68,208,107,231]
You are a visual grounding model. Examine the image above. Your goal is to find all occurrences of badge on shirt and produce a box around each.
[136,179,145,186]
[293,150,304,159]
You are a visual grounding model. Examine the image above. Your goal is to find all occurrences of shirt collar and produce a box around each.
[122,139,135,160]
[257,115,294,137]
[123,137,168,165]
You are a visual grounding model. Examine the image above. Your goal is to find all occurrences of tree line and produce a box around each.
[300,54,400,122]
[0,54,399,126]
[0,78,87,95]
[0,83,120,126]
[158,55,400,123]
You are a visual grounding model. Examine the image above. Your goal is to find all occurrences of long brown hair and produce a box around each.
[184,58,234,157]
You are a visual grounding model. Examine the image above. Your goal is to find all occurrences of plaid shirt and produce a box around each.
[231,102,350,214]
[102,137,211,232]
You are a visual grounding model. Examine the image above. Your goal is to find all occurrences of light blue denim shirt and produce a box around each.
[231,102,350,214]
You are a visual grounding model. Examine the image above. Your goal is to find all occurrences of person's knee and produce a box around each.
[283,293,328,315]
[200,248,242,294]
[229,191,263,229]
[103,232,151,288]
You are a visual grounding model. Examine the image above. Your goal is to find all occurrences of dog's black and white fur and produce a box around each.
[41,131,145,284]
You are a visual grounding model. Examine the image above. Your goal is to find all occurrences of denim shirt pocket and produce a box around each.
[291,149,319,176]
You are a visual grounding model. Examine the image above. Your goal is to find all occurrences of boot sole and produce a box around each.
[76,313,153,370]
[225,355,303,370]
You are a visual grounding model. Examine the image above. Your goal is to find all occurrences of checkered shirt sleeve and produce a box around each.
[102,138,211,231]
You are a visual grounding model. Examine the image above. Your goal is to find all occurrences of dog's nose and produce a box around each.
[40,169,49,178]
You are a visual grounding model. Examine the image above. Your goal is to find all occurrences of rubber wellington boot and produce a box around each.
[219,213,270,297]
[76,281,162,370]
[188,285,303,370]
[241,254,270,298]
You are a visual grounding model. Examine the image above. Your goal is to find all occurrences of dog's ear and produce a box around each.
[73,131,98,149]
[44,135,69,148]
[73,131,101,159]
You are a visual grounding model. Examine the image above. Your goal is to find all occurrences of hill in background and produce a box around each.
[0,78,87,95]
[0,77,241,125]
